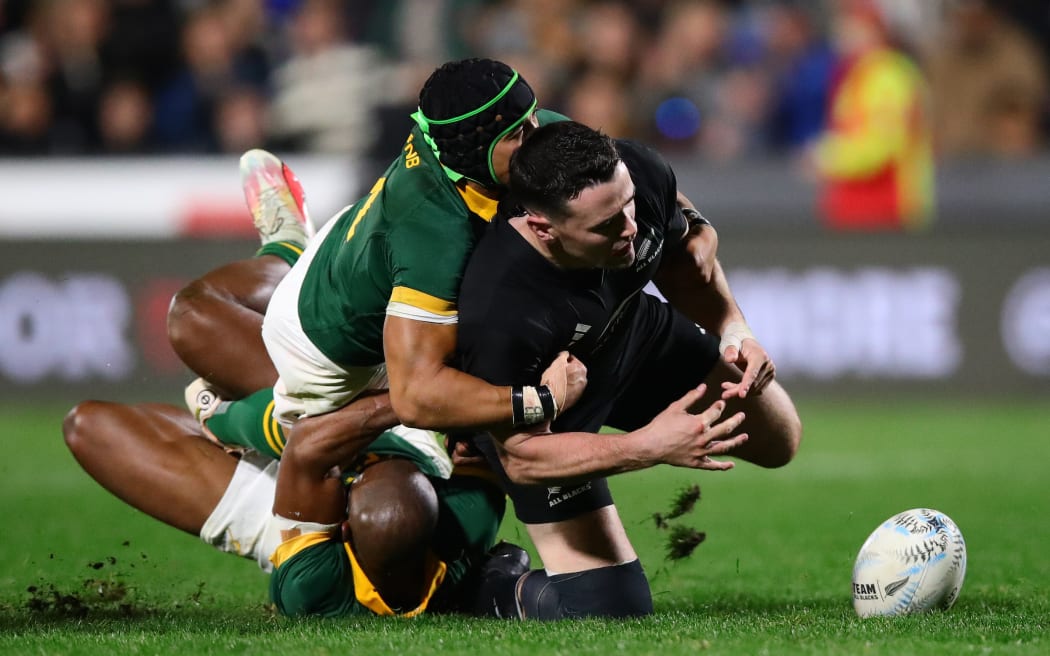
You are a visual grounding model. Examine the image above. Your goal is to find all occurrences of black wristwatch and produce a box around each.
[681,207,712,230]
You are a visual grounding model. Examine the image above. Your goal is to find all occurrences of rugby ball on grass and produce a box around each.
[851,508,966,618]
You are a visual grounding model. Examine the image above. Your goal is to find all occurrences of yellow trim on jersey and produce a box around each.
[344,542,448,617]
[457,183,500,222]
[262,399,285,455]
[389,287,457,316]
[269,531,335,569]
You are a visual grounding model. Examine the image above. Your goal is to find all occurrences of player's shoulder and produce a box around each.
[383,128,467,216]
[464,218,527,275]
[536,108,571,126]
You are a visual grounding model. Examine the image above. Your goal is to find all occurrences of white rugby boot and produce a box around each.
[239,148,316,245]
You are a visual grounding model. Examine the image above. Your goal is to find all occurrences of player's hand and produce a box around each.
[645,384,748,470]
[721,337,776,399]
[447,437,489,469]
[540,351,587,414]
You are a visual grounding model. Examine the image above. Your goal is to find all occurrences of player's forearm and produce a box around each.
[499,430,657,486]
[293,392,398,468]
[386,316,521,431]
[392,363,515,431]
[272,440,350,525]
[656,257,745,334]
[271,394,395,524]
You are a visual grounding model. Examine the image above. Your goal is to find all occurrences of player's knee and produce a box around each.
[518,560,652,620]
[773,406,803,467]
[62,401,107,458]
[166,278,217,353]
[753,409,803,469]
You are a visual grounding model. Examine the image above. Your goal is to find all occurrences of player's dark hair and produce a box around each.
[508,121,621,221]
[415,58,536,186]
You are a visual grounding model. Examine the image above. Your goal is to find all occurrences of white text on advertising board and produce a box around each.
[0,273,133,382]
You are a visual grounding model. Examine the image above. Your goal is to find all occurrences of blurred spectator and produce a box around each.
[267,0,390,154]
[0,5,52,154]
[96,78,151,153]
[562,69,633,137]
[701,64,773,161]
[760,1,835,154]
[574,1,643,81]
[636,0,731,150]
[462,0,579,74]
[553,1,644,138]
[924,0,1048,159]
[215,86,269,153]
[152,4,268,152]
[0,75,53,154]
[100,0,180,91]
[810,0,935,231]
[0,0,1047,161]
[640,0,727,94]
[39,0,110,153]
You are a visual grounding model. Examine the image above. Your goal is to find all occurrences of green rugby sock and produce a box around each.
[205,388,287,459]
[255,241,304,267]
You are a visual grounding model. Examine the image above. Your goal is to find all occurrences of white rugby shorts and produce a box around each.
[199,450,282,573]
[261,218,388,424]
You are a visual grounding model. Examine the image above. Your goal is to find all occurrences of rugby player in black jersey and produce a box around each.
[456,120,803,619]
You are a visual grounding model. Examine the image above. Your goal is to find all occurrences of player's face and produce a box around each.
[554,162,637,269]
[491,112,539,185]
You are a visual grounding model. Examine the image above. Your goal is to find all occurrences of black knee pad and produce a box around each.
[517,560,653,620]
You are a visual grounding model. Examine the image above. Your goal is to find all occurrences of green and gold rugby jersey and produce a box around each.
[269,474,504,617]
[296,125,490,367]
[296,110,567,368]
[269,431,505,618]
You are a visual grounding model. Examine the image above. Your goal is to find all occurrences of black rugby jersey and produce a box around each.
[456,139,689,432]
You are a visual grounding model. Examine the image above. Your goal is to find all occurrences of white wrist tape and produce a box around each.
[272,514,341,535]
[521,385,544,424]
[719,321,755,355]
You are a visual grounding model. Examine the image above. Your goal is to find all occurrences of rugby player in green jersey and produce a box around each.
[63,394,521,617]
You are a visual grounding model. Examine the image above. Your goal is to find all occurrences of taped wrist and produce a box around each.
[511,385,558,426]
[719,320,755,355]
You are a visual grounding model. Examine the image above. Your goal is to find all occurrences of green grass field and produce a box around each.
[1,398,1047,655]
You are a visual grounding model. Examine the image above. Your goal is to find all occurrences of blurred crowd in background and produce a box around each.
[1,0,1047,164]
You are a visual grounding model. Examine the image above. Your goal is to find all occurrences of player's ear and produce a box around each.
[526,212,557,242]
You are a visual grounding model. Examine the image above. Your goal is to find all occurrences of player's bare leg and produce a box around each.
[701,359,802,468]
[62,401,237,534]
[168,149,314,399]
[168,257,288,398]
